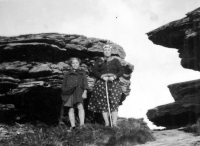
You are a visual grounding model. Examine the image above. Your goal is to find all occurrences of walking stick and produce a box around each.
[105,81,113,127]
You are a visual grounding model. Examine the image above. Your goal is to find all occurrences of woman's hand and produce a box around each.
[108,75,116,82]
[102,76,109,82]
[101,74,116,82]
[109,76,115,81]
[82,90,87,99]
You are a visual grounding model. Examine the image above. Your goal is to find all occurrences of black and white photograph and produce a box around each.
[0,0,200,145]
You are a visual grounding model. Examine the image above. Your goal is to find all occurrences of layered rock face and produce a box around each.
[147,79,200,127]
[147,7,200,71]
[146,7,200,128]
[0,33,134,124]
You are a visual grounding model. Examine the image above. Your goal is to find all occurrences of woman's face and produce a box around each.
[71,59,80,70]
[103,47,112,57]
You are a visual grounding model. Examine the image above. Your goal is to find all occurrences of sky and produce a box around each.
[0,0,200,129]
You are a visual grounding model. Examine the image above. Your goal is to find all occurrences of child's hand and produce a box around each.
[82,90,87,99]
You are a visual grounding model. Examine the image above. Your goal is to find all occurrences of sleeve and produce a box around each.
[82,72,89,90]
[61,74,68,93]
[92,58,102,79]
[115,59,124,78]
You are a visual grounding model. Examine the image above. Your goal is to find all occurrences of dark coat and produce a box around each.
[93,57,124,79]
[61,69,89,104]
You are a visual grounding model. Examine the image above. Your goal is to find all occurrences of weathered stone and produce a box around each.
[0,75,20,83]
[119,77,131,96]
[0,33,133,124]
[65,44,87,51]
[29,64,52,76]
[0,62,32,74]
[168,79,200,101]
[87,42,105,52]
[147,7,200,72]
[146,7,200,128]
[70,36,92,47]
[0,104,15,123]
[147,80,200,128]
[147,102,198,128]
[0,82,18,92]
[0,33,126,60]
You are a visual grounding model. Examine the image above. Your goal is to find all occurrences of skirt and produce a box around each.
[63,94,83,108]
[88,80,122,113]
[64,95,74,107]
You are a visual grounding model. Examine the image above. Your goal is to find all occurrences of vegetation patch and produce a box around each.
[0,118,155,146]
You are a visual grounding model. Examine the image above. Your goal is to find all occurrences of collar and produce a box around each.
[68,69,84,75]
[100,56,114,62]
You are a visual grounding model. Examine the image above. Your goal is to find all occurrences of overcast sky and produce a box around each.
[0,0,200,128]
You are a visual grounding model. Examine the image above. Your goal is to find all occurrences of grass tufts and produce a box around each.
[0,118,155,146]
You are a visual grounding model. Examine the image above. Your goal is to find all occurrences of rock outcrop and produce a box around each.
[0,33,134,124]
[147,7,200,72]
[146,7,200,128]
[147,79,200,128]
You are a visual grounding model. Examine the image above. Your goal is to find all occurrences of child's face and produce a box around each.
[71,59,80,70]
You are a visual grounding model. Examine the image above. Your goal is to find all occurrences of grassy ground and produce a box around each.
[0,118,155,146]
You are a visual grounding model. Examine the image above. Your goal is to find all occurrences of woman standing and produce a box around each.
[60,57,88,130]
[88,44,124,127]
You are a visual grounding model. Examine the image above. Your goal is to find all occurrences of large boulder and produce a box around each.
[147,79,200,128]
[147,7,200,71]
[0,33,134,125]
[146,7,200,128]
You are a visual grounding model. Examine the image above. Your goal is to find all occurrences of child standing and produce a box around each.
[60,57,88,130]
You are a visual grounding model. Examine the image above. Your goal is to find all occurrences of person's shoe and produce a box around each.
[67,126,76,132]
[70,126,76,130]
[105,124,110,127]
[113,125,120,129]
[79,125,86,130]
[58,121,65,126]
